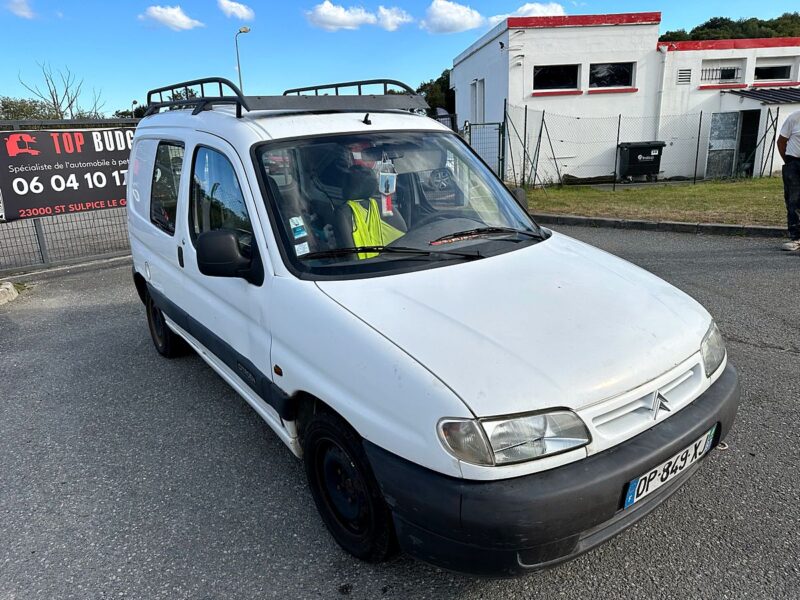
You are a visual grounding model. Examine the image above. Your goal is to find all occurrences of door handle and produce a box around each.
[177,246,184,268]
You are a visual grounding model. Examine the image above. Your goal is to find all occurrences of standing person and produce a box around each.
[778,109,800,251]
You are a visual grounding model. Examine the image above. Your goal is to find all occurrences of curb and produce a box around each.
[531,213,786,238]
[0,281,19,306]
[2,255,132,283]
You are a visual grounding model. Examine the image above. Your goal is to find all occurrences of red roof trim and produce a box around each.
[662,37,800,51]
[531,89,583,97]
[751,81,800,88]
[508,12,661,29]
[587,87,638,95]
[697,84,748,90]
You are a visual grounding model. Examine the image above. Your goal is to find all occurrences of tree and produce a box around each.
[661,12,800,41]
[416,70,455,114]
[0,96,58,120]
[113,104,147,119]
[18,63,105,119]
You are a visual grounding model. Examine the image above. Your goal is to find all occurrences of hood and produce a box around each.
[316,233,711,417]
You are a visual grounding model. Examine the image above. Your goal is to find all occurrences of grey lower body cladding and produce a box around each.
[142,276,293,420]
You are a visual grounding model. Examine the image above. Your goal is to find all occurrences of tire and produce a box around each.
[145,291,186,358]
[303,411,397,562]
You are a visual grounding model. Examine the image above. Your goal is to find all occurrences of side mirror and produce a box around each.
[196,229,261,284]
[512,187,527,207]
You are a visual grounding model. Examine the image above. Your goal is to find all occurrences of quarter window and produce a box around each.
[189,147,252,244]
[589,62,634,88]
[754,65,791,81]
[533,64,579,90]
[150,142,184,235]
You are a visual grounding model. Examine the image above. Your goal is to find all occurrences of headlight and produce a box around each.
[438,410,590,466]
[701,321,726,377]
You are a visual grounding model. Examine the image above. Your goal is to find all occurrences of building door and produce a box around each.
[706,112,739,179]
[735,110,761,177]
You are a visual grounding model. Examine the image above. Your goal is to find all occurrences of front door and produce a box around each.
[174,133,275,415]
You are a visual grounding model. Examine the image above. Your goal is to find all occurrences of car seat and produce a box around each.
[333,165,407,248]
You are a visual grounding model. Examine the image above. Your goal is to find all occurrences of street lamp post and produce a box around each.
[131,100,138,116]
[235,26,251,92]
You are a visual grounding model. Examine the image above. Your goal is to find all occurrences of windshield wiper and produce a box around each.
[299,245,483,261]
[430,226,545,245]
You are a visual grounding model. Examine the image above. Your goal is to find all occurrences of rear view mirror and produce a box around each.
[196,229,263,284]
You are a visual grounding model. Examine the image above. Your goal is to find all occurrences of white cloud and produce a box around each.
[306,1,377,31]
[139,5,204,31]
[420,0,484,34]
[218,0,254,20]
[377,6,413,31]
[488,2,565,27]
[7,0,34,19]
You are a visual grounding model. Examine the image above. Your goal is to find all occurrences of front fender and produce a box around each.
[270,277,470,478]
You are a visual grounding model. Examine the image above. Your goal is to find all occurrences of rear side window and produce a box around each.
[150,142,185,235]
[189,147,252,243]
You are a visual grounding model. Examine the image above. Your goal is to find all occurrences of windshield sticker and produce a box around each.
[294,241,310,256]
[289,216,307,239]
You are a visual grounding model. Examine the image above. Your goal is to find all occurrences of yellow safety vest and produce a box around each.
[347,198,404,259]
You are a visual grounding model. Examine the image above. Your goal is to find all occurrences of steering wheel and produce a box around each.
[428,168,453,191]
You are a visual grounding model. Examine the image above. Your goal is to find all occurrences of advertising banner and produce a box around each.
[0,128,135,222]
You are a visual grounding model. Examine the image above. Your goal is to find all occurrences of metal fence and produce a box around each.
[463,104,781,188]
[463,121,505,175]
[431,112,459,131]
[0,118,137,275]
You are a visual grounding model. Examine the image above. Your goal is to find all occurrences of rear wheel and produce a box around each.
[303,411,397,562]
[145,291,186,358]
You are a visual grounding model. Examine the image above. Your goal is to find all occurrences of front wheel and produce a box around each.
[303,411,397,562]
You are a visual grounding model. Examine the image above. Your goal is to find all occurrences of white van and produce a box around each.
[127,78,739,576]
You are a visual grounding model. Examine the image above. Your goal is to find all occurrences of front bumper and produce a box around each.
[364,363,740,577]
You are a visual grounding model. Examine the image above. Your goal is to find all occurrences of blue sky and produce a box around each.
[0,0,795,113]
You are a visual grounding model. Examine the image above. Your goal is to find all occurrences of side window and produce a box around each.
[150,142,185,235]
[189,147,252,244]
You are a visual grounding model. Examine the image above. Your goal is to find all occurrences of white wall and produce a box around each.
[507,23,662,117]
[661,46,800,116]
[510,23,664,182]
[451,23,510,126]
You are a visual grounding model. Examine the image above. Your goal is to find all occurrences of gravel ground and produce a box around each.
[1,227,798,599]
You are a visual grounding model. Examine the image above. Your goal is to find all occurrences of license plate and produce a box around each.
[624,424,717,509]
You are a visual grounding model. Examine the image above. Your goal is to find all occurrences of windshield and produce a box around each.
[255,130,543,278]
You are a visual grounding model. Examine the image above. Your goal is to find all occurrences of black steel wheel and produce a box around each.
[303,411,397,562]
[145,291,185,358]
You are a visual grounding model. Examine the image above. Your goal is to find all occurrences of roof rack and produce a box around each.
[145,77,428,118]
[145,77,248,117]
[283,79,416,96]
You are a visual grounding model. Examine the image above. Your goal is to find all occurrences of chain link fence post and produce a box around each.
[521,106,529,187]
[612,114,621,192]
[531,111,545,189]
[498,99,508,181]
[693,111,704,184]
[769,106,780,176]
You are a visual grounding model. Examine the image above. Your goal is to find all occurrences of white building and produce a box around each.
[451,12,800,180]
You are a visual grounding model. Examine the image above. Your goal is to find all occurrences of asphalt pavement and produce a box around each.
[1,227,798,599]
